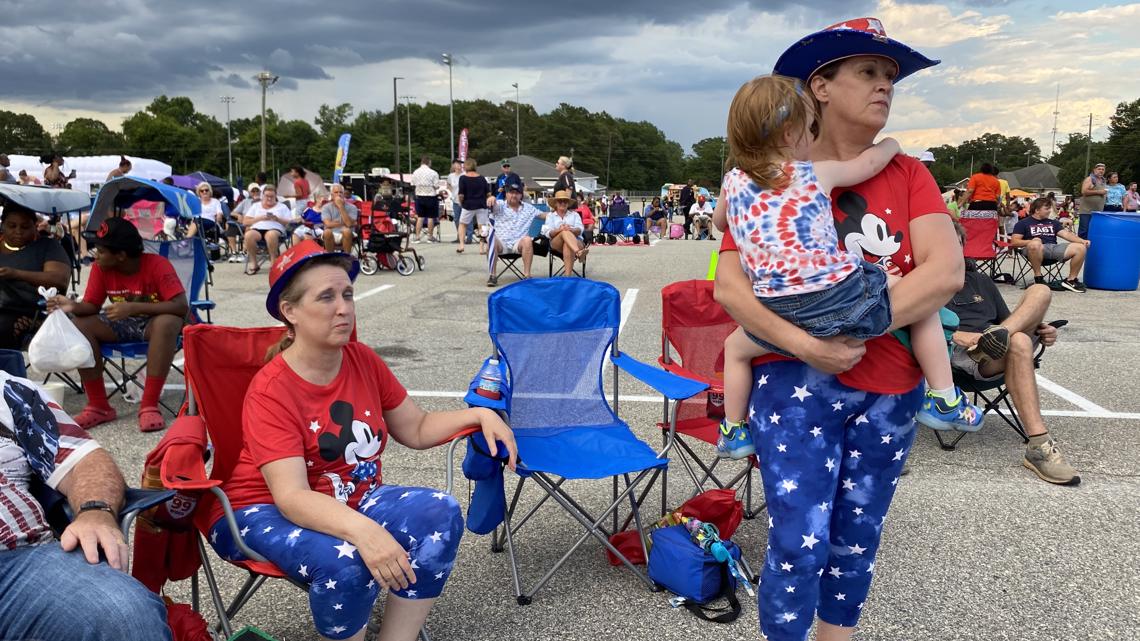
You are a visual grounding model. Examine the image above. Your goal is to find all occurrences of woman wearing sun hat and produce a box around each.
[541,190,587,276]
[208,240,517,641]
[715,18,960,641]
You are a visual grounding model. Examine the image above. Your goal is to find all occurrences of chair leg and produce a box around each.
[226,573,268,619]
[197,537,234,639]
[933,429,968,451]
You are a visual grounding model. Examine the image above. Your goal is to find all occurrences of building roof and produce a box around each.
[476,154,598,192]
[998,163,1061,191]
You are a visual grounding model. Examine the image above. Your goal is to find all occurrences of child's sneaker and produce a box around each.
[716,419,755,459]
[915,388,984,432]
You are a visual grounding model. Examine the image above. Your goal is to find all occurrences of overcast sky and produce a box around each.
[2,0,1137,159]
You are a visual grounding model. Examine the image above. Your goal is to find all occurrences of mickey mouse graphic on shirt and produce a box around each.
[835,191,904,275]
[316,400,382,503]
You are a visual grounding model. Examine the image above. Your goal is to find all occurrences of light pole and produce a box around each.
[220,96,235,184]
[401,95,415,174]
[512,82,520,157]
[393,77,403,176]
[442,53,454,161]
[254,72,279,172]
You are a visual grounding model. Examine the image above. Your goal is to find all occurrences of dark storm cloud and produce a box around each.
[0,0,870,109]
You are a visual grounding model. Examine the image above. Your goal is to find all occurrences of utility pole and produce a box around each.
[401,95,414,174]
[255,72,279,172]
[442,53,454,162]
[1084,112,1093,174]
[1050,83,1060,157]
[393,77,403,176]
[220,96,235,184]
[1026,150,1032,167]
[512,82,520,157]
[720,141,726,172]
[605,132,613,187]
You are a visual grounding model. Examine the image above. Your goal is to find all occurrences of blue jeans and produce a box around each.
[210,485,463,640]
[749,360,923,641]
[0,543,171,641]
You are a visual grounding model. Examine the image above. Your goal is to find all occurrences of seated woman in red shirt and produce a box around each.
[210,240,516,641]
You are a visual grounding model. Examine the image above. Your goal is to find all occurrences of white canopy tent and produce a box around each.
[4,154,173,197]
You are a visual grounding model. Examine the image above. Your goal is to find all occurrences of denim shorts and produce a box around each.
[746,261,892,357]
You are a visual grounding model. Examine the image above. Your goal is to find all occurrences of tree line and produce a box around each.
[1,96,1136,193]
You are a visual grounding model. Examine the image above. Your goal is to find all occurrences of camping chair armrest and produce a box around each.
[158,416,220,492]
[440,425,485,496]
[191,300,216,311]
[612,351,708,400]
[119,488,176,539]
[209,486,271,564]
[656,357,721,389]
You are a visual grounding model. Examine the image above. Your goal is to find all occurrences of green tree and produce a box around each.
[0,110,51,155]
[684,137,727,188]
[58,118,124,155]
[1105,98,1140,184]
[314,103,354,138]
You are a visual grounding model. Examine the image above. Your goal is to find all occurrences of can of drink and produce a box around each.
[706,390,725,419]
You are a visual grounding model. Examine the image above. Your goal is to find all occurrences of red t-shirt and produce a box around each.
[720,155,948,394]
[82,253,184,309]
[293,178,311,201]
[215,343,408,525]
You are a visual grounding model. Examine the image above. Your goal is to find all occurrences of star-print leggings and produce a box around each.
[749,360,923,641]
[209,484,464,640]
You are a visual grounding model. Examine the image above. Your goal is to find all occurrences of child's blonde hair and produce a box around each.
[726,74,816,190]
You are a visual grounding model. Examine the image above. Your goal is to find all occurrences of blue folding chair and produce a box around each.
[454,278,706,604]
[101,237,215,414]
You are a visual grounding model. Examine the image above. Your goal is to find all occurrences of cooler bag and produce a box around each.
[647,525,742,622]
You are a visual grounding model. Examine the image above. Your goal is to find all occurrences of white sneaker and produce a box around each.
[412,236,422,244]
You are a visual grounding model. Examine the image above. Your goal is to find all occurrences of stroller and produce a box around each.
[358,199,424,276]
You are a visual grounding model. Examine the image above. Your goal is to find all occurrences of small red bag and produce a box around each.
[679,489,744,540]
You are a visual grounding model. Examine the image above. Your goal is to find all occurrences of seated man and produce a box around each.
[689,194,716,240]
[320,183,358,253]
[241,185,294,276]
[1010,197,1089,292]
[485,181,537,287]
[48,218,188,432]
[0,374,171,640]
[224,182,259,263]
[947,222,1079,486]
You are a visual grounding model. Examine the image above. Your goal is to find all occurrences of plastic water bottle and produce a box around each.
[475,359,502,400]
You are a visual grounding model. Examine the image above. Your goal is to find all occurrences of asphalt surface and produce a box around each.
[55,226,1140,641]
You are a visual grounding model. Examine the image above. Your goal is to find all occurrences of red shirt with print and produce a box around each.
[720,155,948,395]
[213,343,407,526]
[82,253,184,310]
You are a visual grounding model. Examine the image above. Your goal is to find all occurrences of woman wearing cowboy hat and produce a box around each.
[541,190,587,276]
[715,18,960,641]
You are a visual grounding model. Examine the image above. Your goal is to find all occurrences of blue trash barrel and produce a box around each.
[1084,212,1140,291]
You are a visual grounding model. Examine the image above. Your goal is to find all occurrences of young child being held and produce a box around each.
[712,74,1002,459]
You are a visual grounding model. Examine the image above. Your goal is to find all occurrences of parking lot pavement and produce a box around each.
[62,228,1139,640]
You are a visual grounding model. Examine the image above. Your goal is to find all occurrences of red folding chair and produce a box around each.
[155,324,454,640]
[653,280,762,518]
[959,210,1015,284]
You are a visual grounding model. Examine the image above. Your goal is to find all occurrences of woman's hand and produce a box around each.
[478,408,518,471]
[793,335,866,374]
[354,521,417,592]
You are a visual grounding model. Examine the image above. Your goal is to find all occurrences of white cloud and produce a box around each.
[876,0,1011,47]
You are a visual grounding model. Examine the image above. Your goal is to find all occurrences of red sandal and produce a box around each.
[138,406,166,433]
[74,406,117,430]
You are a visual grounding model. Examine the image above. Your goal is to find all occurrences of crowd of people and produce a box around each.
[0,14,1116,641]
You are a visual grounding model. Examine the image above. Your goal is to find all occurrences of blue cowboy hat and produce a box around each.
[773,17,939,83]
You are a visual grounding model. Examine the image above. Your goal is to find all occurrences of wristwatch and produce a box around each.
[78,500,116,517]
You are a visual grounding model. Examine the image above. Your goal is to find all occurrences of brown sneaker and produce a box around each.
[1023,438,1080,486]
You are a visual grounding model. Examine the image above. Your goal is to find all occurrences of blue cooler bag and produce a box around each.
[647,525,743,623]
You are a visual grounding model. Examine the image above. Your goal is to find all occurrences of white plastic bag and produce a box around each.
[27,287,95,373]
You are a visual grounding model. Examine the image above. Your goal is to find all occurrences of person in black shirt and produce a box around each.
[1010,197,1089,292]
[678,179,696,237]
[947,222,1079,486]
[0,203,70,348]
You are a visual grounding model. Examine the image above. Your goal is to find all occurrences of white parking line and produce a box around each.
[401,390,1140,420]
[356,284,395,301]
[1035,374,1110,414]
[618,288,639,336]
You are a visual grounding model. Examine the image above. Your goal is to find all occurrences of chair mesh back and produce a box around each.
[661,281,737,424]
[959,212,999,260]
[182,325,286,483]
[497,327,618,431]
[147,238,209,323]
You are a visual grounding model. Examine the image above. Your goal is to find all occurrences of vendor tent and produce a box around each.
[0,184,91,215]
[3,155,173,196]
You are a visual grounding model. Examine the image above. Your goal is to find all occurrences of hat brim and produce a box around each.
[266,252,360,321]
[774,30,939,83]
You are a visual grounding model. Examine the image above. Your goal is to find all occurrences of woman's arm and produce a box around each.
[261,457,417,591]
[383,399,517,469]
[0,260,69,291]
[714,251,866,373]
[887,214,964,329]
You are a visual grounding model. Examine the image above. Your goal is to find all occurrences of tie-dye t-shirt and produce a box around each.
[723,163,860,298]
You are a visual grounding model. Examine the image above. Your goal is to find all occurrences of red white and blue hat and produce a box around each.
[266,239,359,321]
[773,17,939,83]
